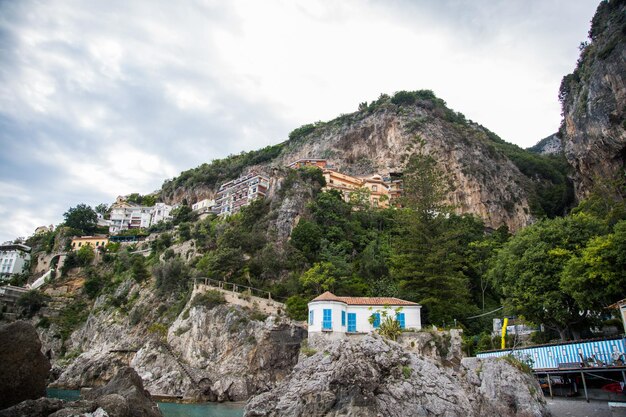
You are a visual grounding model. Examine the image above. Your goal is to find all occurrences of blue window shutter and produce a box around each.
[341,311,346,326]
[397,312,405,329]
[373,313,381,329]
[348,313,356,332]
[309,310,314,325]
[323,309,332,330]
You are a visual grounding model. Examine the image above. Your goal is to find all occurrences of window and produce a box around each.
[372,185,377,192]
[373,313,381,329]
[396,312,405,329]
[341,311,346,327]
[309,310,314,325]
[347,313,356,332]
[323,309,332,330]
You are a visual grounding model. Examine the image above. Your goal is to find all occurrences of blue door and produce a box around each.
[347,313,357,332]
[323,309,332,330]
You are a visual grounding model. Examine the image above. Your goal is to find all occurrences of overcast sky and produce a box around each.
[0,0,599,242]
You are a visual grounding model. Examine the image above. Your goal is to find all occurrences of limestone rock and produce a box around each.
[83,367,161,417]
[244,334,548,417]
[560,0,626,200]
[0,320,51,409]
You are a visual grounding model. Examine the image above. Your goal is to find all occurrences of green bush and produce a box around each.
[17,290,49,318]
[285,295,308,321]
[190,290,226,310]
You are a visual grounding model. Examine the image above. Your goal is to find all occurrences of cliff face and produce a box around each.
[528,133,563,156]
[560,0,626,199]
[276,104,535,231]
[162,93,575,231]
[46,278,306,402]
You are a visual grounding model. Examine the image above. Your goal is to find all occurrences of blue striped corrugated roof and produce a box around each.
[476,337,626,370]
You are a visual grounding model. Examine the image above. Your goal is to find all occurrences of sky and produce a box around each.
[0,0,600,242]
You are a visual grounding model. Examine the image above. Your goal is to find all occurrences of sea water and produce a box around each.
[47,389,244,417]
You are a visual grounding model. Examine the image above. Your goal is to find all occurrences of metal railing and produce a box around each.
[193,277,281,302]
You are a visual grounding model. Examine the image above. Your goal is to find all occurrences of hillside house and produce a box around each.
[287,158,329,169]
[192,198,215,213]
[150,202,176,225]
[308,291,421,338]
[0,243,31,279]
[214,172,270,216]
[71,236,109,251]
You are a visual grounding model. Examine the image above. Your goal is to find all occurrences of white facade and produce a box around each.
[192,199,215,213]
[0,244,31,279]
[150,203,175,225]
[109,206,152,233]
[307,292,421,336]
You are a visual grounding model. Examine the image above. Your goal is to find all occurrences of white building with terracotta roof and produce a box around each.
[307,291,421,337]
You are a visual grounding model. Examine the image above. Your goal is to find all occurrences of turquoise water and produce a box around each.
[47,389,244,417]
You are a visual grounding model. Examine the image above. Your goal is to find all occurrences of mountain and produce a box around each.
[559,0,626,200]
[527,133,563,155]
[161,91,573,231]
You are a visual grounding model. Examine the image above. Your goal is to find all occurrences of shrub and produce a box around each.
[285,295,308,321]
[153,257,190,295]
[300,340,317,357]
[190,290,226,310]
[402,366,412,379]
[17,290,49,318]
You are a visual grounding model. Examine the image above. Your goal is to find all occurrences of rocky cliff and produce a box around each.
[528,133,563,156]
[45,278,306,402]
[244,334,547,417]
[160,92,573,231]
[560,0,626,199]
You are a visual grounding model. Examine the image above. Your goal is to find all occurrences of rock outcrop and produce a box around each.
[134,303,306,401]
[49,282,306,402]
[528,133,563,156]
[560,0,626,200]
[0,321,51,409]
[244,335,547,417]
[0,367,161,417]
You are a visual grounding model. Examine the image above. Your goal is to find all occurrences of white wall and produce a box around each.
[308,302,422,334]
[308,301,347,334]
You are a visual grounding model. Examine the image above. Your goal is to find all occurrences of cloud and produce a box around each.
[0,0,599,241]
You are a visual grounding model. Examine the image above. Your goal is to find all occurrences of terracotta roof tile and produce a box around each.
[310,292,419,306]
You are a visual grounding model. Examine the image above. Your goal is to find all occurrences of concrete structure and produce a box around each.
[214,172,270,216]
[192,199,215,213]
[0,244,31,279]
[150,202,175,225]
[109,204,152,233]
[308,291,421,338]
[287,158,329,170]
[34,225,53,235]
[70,236,109,251]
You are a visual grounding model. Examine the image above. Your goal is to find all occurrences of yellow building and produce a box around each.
[71,236,109,251]
[323,170,392,208]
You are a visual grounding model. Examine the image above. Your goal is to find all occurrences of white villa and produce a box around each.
[307,291,421,337]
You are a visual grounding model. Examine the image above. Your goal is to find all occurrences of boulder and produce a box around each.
[244,334,548,417]
[83,367,161,417]
[0,321,51,409]
[0,367,161,417]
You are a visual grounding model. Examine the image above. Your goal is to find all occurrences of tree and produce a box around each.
[285,295,309,321]
[561,220,626,311]
[63,204,98,234]
[488,213,607,340]
[17,290,49,317]
[94,203,109,217]
[300,262,338,295]
[76,245,95,266]
[131,255,150,282]
[391,152,474,325]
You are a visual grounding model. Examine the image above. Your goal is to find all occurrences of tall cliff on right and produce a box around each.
[560,0,626,200]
